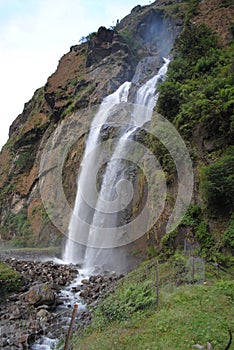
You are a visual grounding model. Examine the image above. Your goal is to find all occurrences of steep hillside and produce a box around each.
[0,0,233,267]
[0,0,181,247]
[69,257,234,350]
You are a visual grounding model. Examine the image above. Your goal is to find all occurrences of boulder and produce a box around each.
[24,283,56,307]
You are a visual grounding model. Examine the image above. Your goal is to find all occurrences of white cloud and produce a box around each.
[0,0,152,149]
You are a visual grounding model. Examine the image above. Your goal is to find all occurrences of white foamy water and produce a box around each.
[63,82,131,264]
[63,58,170,270]
[83,58,170,268]
[31,337,59,350]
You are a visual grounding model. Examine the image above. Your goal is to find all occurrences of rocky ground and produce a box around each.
[0,256,124,349]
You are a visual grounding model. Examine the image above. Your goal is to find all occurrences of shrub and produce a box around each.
[93,280,155,330]
[196,220,215,256]
[157,24,234,144]
[175,24,218,63]
[0,262,22,296]
[200,155,234,214]
[2,206,32,246]
[181,205,202,227]
[222,214,234,250]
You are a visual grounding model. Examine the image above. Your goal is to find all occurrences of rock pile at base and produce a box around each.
[0,258,124,349]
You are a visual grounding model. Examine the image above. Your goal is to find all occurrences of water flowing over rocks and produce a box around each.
[0,257,124,349]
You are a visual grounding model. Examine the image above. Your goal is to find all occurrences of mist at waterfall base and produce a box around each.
[62,58,170,273]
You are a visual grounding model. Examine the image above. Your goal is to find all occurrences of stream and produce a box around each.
[31,265,90,350]
[0,251,123,350]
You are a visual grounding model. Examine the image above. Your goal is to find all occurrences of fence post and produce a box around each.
[192,256,195,284]
[64,303,78,350]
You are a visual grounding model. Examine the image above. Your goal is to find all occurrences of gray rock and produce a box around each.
[24,283,56,307]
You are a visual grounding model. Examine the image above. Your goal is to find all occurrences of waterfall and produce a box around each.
[63,58,170,271]
[63,82,131,263]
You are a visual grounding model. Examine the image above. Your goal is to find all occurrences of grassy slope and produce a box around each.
[70,258,234,350]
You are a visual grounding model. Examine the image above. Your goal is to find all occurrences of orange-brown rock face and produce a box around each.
[1,0,232,249]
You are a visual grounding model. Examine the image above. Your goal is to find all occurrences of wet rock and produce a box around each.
[24,283,56,307]
[79,290,89,298]
[78,271,124,305]
[81,279,89,284]
[37,309,49,320]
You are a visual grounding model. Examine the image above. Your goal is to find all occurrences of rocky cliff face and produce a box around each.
[0,0,233,258]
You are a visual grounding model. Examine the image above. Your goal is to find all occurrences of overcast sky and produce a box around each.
[0,0,152,150]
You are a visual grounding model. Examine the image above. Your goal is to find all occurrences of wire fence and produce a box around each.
[0,242,207,350]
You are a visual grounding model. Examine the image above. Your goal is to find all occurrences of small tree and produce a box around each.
[200,154,234,214]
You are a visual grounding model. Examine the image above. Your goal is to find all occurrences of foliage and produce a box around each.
[0,183,15,203]
[161,228,178,257]
[185,0,200,21]
[176,24,218,61]
[196,221,215,256]
[215,280,234,303]
[79,31,97,44]
[16,151,34,173]
[0,262,22,296]
[200,155,234,214]
[161,205,218,260]
[93,279,155,330]
[71,259,234,350]
[2,206,32,247]
[120,29,141,58]
[181,204,202,227]
[141,131,176,183]
[222,214,234,250]
[157,25,234,146]
[31,204,50,223]
[157,22,233,259]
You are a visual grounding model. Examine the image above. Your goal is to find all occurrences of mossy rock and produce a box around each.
[0,261,22,298]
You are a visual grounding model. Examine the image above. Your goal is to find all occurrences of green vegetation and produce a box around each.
[157,24,234,146]
[60,82,96,119]
[156,18,234,258]
[222,214,234,250]
[31,204,50,223]
[69,258,234,350]
[0,183,15,203]
[200,154,234,215]
[160,204,234,267]
[120,29,141,58]
[2,206,33,247]
[0,261,22,297]
[139,128,177,184]
[79,31,97,43]
[15,150,34,173]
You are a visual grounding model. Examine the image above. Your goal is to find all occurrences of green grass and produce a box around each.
[69,258,234,350]
[0,261,22,296]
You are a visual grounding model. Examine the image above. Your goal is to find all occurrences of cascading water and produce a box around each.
[83,58,170,269]
[63,58,170,271]
[63,82,131,264]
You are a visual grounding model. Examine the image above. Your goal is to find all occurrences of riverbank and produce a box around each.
[0,253,124,349]
[0,246,61,261]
